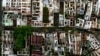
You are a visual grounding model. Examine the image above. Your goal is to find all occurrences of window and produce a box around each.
[37,3,39,6]
[22,0,26,2]
[13,0,16,2]
[49,4,52,7]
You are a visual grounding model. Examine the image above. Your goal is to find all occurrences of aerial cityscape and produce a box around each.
[0,0,100,56]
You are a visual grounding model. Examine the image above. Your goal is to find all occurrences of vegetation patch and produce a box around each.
[43,7,49,23]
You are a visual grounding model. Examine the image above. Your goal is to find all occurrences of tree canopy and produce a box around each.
[43,7,49,23]
[13,26,34,50]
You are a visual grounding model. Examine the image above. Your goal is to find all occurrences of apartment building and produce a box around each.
[66,0,76,16]
[31,0,44,27]
[87,34,100,56]
[31,0,54,27]
[67,30,82,55]
[1,30,16,56]
[65,0,87,16]
[2,11,27,27]
[31,0,43,21]
[6,0,31,15]
[2,11,18,27]
[30,32,45,56]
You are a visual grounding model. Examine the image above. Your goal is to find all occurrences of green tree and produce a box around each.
[15,34,25,50]
[43,7,49,23]
[13,26,34,51]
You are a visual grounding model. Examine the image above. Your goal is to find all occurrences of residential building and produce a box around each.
[87,34,100,56]
[1,30,16,56]
[91,14,98,29]
[76,18,84,28]
[30,32,45,56]
[31,35,44,45]
[2,11,17,27]
[31,0,54,27]
[31,32,44,45]
[59,15,64,27]
[31,0,43,27]
[54,0,60,13]
[2,11,27,27]
[31,0,43,21]
[5,0,31,15]
[68,30,82,55]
